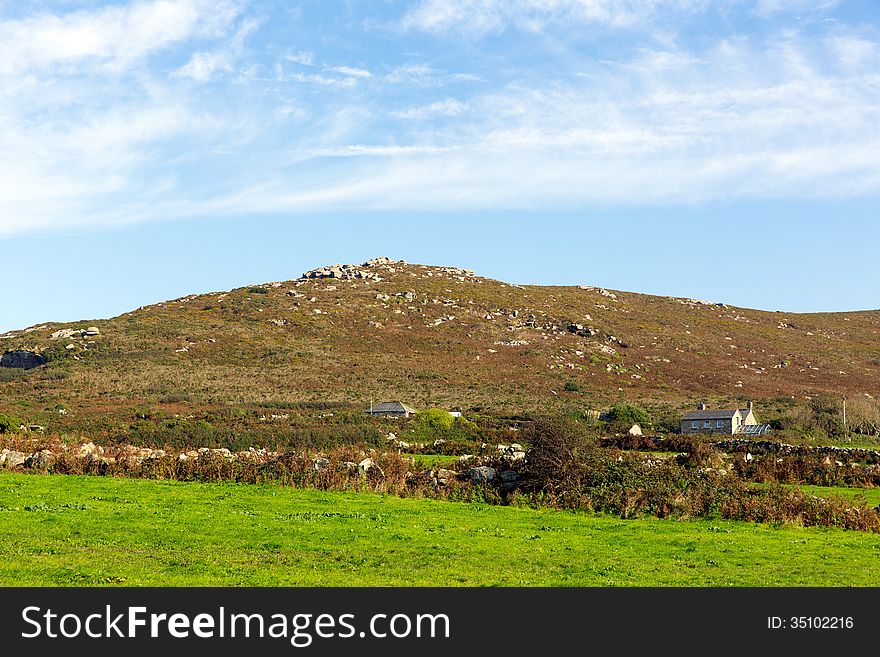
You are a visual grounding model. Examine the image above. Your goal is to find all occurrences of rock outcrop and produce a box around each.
[0,350,47,370]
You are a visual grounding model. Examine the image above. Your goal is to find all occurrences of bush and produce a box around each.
[808,395,846,437]
[414,408,455,432]
[607,403,651,428]
[521,417,602,505]
[563,380,582,393]
[0,413,24,434]
[846,397,880,436]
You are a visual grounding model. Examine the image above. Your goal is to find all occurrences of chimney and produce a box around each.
[747,401,753,412]
[698,403,707,411]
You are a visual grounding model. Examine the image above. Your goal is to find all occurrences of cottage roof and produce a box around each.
[682,409,740,421]
[368,401,417,414]
[738,423,772,436]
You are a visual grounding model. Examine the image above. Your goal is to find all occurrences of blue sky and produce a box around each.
[1,0,879,331]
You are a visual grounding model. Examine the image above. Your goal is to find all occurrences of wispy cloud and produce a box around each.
[195,32,880,212]
[288,72,359,87]
[400,0,846,36]
[752,0,841,17]
[400,0,710,36]
[828,36,877,69]
[285,50,315,66]
[324,65,371,78]
[176,50,233,81]
[0,1,877,238]
[392,99,469,120]
[174,17,260,81]
[0,0,240,74]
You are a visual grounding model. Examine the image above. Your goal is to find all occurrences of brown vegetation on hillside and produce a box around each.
[0,258,878,441]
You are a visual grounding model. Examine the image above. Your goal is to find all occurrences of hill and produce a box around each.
[1,256,878,439]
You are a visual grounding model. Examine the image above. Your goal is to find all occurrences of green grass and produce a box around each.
[404,453,460,467]
[749,483,880,507]
[2,473,880,587]
[794,485,880,507]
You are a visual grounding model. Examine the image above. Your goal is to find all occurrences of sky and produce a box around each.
[1,0,879,332]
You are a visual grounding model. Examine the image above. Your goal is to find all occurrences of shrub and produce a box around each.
[808,395,846,437]
[521,417,602,505]
[845,397,880,436]
[607,403,651,428]
[414,408,455,432]
[563,380,582,393]
[0,413,24,434]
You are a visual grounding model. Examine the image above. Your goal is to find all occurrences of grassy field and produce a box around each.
[748,483,880,507]
[796,485,880,507]
[2,472,880,587]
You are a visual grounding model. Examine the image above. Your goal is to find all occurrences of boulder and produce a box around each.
[50,328,82,340]
[1,449,27,468]
[1,350,47,370]
[467,466,497,485]
[628,424,643,437]
[84,327,101,336]
[500,470,520,483]
[434,468,459,485]
[24,450,54,469]
[314,457,331,472]
[358,457,385,480]
[363,256,394,267]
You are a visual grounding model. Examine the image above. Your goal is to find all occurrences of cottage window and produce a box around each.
[717,420,724,429]
[691,421,698,429]
[704,421,711,429]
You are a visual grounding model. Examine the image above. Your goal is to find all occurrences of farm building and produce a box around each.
[365,401,417,418]
[680,402,771,436]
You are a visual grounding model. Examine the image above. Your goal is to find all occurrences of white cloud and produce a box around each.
[828,36,876,69]
[392,99,469,119]
[401,0,843,36]
[324,65,371,78]
[0,2,877,238]
[385,63,480,86]
[189,33,880,214]
[0,0,246,237]
[285,50,315,66]
[173,16,258,81]
[401,0,711,36]
[752,0,841,17]
[289,72,359,88]
[310,144,453,157]
[0,0,240,74]
[386,63,436,83]
[176,50,233,81]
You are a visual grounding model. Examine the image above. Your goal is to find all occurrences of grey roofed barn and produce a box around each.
[366,401,417,418]
[681,409,740,421]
